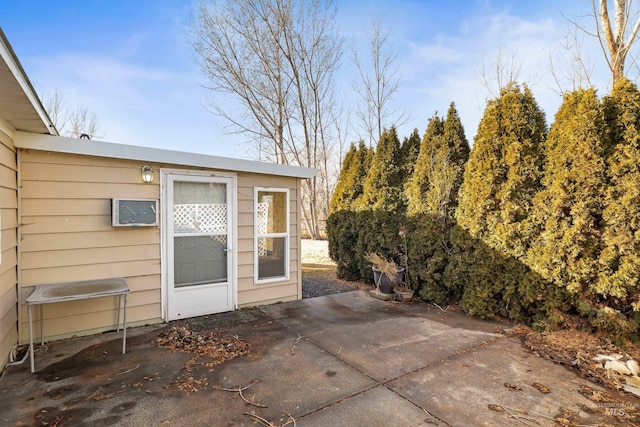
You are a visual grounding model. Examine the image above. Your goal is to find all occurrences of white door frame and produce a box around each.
[160,169,237,321]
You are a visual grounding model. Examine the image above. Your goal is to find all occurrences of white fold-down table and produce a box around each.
[26,278,129,373]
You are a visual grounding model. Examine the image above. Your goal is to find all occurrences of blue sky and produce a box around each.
[2,0,609,159]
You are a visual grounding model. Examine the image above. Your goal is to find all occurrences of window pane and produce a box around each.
[174,182,227,234]
[258,237,286,279]
[258,191,287,234]
[175,182,226,204]
[174,236,227,287]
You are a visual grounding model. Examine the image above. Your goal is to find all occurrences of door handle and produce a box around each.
[224,247,232,253]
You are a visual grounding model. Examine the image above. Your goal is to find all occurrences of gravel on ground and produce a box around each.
[301,239,365,299]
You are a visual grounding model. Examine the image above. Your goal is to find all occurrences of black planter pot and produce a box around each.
[372,266,405,294]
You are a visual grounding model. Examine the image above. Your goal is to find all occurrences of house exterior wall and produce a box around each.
[0,120,18,367]
[17,149,301,344]
[236,172,300,307]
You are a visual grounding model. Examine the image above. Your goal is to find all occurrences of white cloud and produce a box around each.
[389,10,568,143]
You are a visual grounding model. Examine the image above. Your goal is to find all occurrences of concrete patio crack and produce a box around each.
[257,307,506,425]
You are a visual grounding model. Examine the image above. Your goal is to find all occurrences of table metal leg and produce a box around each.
[39,304,44,346]
[122,293,127,354]
[28,305,34,373]
[116,295,121,332]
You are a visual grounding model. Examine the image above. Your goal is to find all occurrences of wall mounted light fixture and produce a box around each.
[141,165,154,183]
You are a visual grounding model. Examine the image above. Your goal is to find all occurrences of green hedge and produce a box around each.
[327,82,640,341]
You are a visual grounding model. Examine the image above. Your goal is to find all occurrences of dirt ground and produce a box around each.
[301,239,364,299]
[301,239,640,423]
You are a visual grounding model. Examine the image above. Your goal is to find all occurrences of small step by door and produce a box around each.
[164,173,235,320]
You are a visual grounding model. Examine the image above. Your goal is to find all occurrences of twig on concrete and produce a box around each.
[433,303,449,312]
[50,415,63,427]
[93,389,127,401]
[500,406,538,426]
[239,387,268,408]
[217,380,260,392]
[217,381,267,408]
[291,332,304,355]
[243,412,296,427]
[243,413,277,426]
[117,363,140,375]
[485,398,556,426]
[282,412,297,426]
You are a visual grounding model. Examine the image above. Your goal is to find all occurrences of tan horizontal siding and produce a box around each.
[0,129,17,369]
[21,244,159,269]
[21,161,147,184]
[22,181,157,199]
[18,149,162,345]
[1,218,17,252]
[237,284,298,308]
[0,286,18,336]
[20,304,162,343]
[1,207,17,231]
[20,259,161,287]
[21,198,110,216]
[21,150,143,168]
[0,139,17,171]
[0,165,17,191]
[17,148,305,346]
[235,174,301,306]
[18,149,164,344]
[21,230,159,252]
[19,288,158,321]
[0,187,17,209]
[0,266,17,295]
[0,305,17,367]
[21,215,115,234]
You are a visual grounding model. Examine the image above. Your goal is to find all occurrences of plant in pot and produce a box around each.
[365,253,405,296]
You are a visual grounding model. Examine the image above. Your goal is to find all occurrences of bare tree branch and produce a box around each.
[189,0,343,238]
[41,89,104,140]
[351,17,406,147]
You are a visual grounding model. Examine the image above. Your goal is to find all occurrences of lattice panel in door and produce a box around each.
[257,202,269,256]
[174,203,227,233]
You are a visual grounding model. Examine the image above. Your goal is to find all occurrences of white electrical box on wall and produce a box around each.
[112,198,158,227]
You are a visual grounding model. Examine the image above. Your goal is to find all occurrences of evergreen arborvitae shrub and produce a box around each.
[405,104,469,303]
[329,140,372,213]
[327,211,361,280]
[354,210,405,284]
[405,115,444,216]
[527,88,609,300]
[400,128,421,184]
[456,84,546,259]
[527,88,608,295]
[327,141,373,280]
[351,127,408,284]
[453,84,558,323]
[407,213,451,304]
[329,142,358,214]
[598,78,640,308]
[358,126,405,212]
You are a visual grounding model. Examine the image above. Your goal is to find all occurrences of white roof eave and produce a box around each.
[14,131,318,179]
[0,28,56,134]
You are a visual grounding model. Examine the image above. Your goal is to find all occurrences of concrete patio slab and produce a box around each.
[298,385,439,426]
[0,290,638,426]
[388,337,623,426]
[260,292,504,382]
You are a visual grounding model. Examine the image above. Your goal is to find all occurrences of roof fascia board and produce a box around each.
[0,28,57,135]
[14,131,318,179]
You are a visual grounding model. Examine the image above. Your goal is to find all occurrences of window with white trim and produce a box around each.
[255,188,289,283]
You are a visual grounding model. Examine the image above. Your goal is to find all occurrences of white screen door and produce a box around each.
[165,173,234,320]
